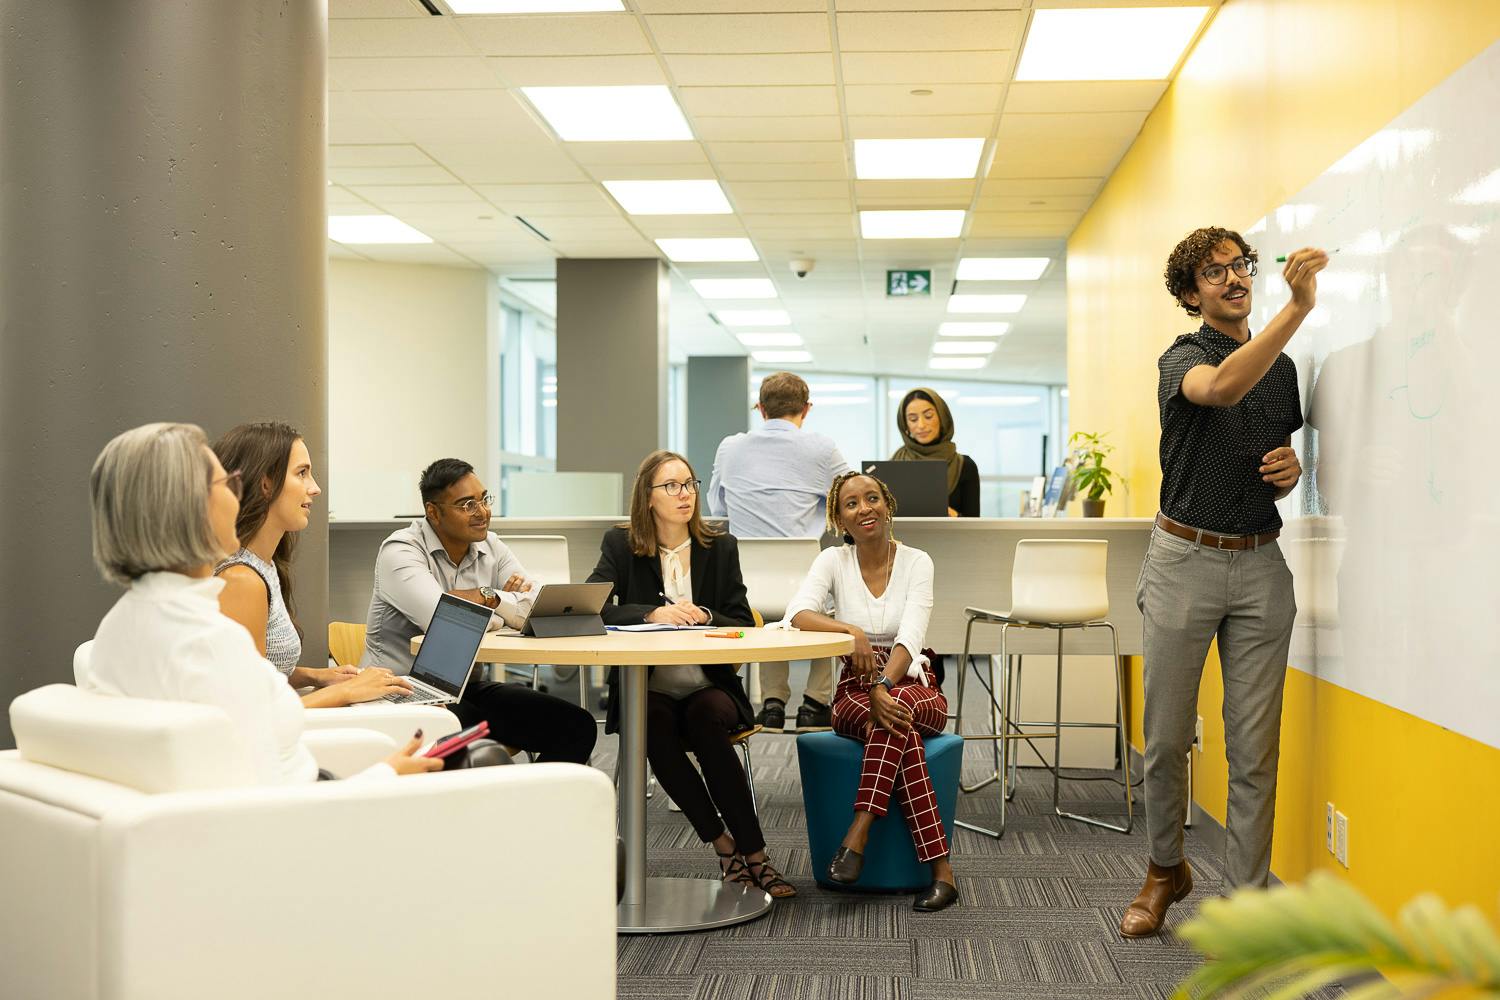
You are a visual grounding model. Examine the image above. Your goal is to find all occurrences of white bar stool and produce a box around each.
[735,537,824,711]
[953,538,1133,838]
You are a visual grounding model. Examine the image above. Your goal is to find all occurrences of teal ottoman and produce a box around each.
[797,730,964,892]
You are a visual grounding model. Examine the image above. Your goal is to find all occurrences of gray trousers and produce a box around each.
[758,658,836,706]
[1137,524,1296,888]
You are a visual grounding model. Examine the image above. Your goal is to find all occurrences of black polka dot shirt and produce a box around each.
[1156,322,1303,535]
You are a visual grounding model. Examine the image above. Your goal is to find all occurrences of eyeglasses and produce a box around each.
[433,492,495,516]
[214,470,244,501]
[651,479,701,497]
[1199,256,1257,286]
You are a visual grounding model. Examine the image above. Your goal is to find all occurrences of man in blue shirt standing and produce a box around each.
[707,371,850,730]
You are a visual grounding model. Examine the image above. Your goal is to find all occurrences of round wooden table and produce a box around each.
[417,626,853,934]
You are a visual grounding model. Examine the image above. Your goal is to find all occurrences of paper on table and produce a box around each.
[605,623,717,633]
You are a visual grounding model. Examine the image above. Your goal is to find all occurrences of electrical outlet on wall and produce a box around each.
[1335,811,1349,867]
[1325,802,1335,854]
[1194,715,1204,751]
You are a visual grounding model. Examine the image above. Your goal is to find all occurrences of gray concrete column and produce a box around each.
[555,259,669,506]
[0,1,329,746]
[686,355,751,485]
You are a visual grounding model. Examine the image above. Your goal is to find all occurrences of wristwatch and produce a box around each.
[478,586,499,608]
[870,675,895,695]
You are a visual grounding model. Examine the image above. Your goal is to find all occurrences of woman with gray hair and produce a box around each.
[81,422,439,784]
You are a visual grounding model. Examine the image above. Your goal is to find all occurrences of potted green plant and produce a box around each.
[1069,431,1116,517]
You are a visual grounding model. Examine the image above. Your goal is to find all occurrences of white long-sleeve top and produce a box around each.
[81,572,389,786]
[783,543,934,663]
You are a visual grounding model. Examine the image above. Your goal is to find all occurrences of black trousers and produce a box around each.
[646,687,764,856]
[452,680,597,764]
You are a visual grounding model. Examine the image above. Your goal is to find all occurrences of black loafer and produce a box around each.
[826,846,864,885]
[757,699,786,731]
[913,880,959,912]
[795,698,832,732]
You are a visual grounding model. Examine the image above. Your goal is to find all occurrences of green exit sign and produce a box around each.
[886,269,932,297]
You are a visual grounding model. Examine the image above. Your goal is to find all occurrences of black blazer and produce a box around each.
[587,526,756,734]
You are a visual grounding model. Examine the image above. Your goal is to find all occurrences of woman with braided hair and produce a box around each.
[783,471,958,912]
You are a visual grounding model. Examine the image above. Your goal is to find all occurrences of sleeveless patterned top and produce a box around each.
[216,548,302,676]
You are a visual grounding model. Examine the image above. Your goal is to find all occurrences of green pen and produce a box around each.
[1274,249,1339,263]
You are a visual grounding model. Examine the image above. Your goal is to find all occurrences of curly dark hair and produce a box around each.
[825,471,898,542]
[1164,226,1257,316]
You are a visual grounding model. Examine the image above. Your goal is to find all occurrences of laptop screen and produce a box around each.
[411,594,492,696]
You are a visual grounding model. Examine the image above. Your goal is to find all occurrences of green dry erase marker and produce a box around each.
[1274,249,1339,263]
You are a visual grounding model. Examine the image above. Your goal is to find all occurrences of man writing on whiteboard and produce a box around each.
[1119,228,1328,938]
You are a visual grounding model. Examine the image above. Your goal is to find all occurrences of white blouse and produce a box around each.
[784,543,934,663]
[80,572,386,785]
[649,540,711,699]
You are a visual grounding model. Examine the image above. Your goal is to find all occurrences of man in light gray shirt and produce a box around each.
[707,371,850,731]
[361,457,597,764]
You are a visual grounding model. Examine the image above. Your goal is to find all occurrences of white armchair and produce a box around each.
[1,685,616,1000]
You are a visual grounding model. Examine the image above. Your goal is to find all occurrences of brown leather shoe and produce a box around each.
[1119,859,1193,938]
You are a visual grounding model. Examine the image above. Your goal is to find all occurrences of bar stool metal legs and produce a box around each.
[1051,621,1132,834]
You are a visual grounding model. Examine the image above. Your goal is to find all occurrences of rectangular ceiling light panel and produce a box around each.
[947,293,1027,313]
[327,215,433,244]
[859,210,965,239]
[690,278,777,300]
[955,257,1050,280]
[523,86,692,142]
[656,238,759,262]
[854,138,985,180]
[448,0,623,10]
[1016,7,1211,81]
[603,179,731,215]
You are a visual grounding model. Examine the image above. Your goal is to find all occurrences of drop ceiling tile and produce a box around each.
[678,85,839,118]
[979,178,1102,197]
[486,199,620,218]
[989,136,1132,178]
[647,13,831,53]
[489,54,667,86]
[835,11,1023,52]
[716,160,848,181]
[330,56,498,91]
[369,202,503,226]
[743,214,855,234]
[348,184,488,204]
[854,179,974,201]
[358,89,552,142]
[692,117,843,142]
[426,141,589,183]
[329,165,462,185]
[328,93,408,143]
[1004,80,1169,115]
[447,241,558,262]
[844,83,1002,117]
[846,114,993,139]
[836,0,1021,9]
[329,143,436,168]
[839,50,1012,85]
[329,18,473,57]
[632,216,749,237]
[582,163,719,180]
[968,211,1081,237]
[476,183,611,204]
[565,141,709,166]
[328,241,368,260]
[353,244,476,265]
[637,0,823,10]
[737,196,852,214]
[458,14,652,56]
[976,194,1092,212]
[665,53,836,86]
[327,185,377,209]
[728,180,848,199]
[331,0,427,15]
[997,111,1147,142]
[707,141,846,162]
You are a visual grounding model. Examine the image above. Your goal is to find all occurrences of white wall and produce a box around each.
[327,259,494,520]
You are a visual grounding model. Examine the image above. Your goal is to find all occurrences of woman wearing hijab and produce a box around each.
[891,387,981,517]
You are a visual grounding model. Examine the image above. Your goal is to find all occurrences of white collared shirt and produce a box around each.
[361,518,536,674]
[80,572,324,786]
[706,418,851,539]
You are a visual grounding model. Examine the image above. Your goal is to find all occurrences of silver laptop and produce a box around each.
[383,593,493,705]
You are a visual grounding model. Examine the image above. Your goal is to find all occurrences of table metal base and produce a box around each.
[617,877,771,934]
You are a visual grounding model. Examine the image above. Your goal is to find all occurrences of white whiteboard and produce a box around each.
[1249,39,1500,749]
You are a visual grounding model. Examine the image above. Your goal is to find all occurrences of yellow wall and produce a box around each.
[1069,0,1500,915]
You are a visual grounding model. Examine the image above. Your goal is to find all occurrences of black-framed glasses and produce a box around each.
[1199,256,1257,286]
[433,492,495,515]
[214,470,244,501]
[651,479,701,497]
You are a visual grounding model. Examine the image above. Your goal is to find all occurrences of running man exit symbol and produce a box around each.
[886,270,932,297]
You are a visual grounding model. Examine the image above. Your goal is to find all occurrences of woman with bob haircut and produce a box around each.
[587,449,795,898]
[80,422,439,784]
[784,470,959,912]
[212,421,404,707]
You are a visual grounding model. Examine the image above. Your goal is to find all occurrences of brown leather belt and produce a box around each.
[1154,513,1279,551]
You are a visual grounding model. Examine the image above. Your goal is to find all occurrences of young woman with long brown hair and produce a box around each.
[587,449,795,899]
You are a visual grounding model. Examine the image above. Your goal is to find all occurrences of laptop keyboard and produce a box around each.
[381,686,446,705]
